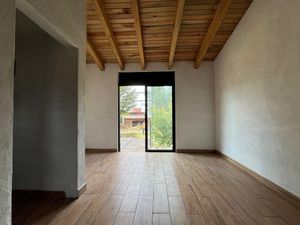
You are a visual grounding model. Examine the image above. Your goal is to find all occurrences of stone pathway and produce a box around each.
[120,137,145,151]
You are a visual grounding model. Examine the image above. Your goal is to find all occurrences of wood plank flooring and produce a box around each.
[13,152,300,225]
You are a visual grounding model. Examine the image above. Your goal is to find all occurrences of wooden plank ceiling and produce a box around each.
[87,0,252,70]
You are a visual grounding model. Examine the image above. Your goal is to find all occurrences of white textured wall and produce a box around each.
[0,1,15,224]
[215,0,300,197]
[86,62,215,150]
[0,0,86,223]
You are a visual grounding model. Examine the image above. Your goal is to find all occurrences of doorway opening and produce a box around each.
[12,9,79,223]
[118,72,175,152]
[120,85,146,152]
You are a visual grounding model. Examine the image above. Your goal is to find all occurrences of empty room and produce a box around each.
[1,0,300,225]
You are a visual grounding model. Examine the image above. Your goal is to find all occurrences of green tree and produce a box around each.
[120,86,137,116]
[149,87,172,148]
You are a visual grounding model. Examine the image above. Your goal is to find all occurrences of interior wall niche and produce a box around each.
[13,10,78,197]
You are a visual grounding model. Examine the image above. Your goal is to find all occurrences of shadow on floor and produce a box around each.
[12,191,73,225]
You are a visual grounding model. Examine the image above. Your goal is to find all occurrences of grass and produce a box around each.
[121,133,144,139]
[121,127,144,139]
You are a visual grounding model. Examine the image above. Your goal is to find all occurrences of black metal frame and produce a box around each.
[118,72,175,152]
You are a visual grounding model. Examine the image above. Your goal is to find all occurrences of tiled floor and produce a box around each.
[13,152,300,225]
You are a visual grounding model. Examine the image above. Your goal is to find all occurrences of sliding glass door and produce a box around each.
[118,72,175,152]
[146,86,173,151]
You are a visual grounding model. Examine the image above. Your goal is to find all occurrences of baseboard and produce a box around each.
[86,148,117,153]
[176,149,216,153]
[217,150,300,208]
[13,186,87,199]
[78,183,87,197]
[12,190,66,198]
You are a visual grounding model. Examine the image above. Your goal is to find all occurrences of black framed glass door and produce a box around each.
[118,72,175,152]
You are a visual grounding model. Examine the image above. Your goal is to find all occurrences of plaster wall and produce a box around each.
[86,62,215,150]
[215,0,300,197]
[0,0,86,223]
[17,0,87,190]
[0,0,15,224]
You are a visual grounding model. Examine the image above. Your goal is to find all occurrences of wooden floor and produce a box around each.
[13,152,300,225]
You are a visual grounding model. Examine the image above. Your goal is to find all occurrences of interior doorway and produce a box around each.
[12,10,79,223]
[118,72,175,152]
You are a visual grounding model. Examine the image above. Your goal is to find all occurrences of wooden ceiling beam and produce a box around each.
[132,0,145,70]
[92,0,124,70]
[87,37,105,71]
[194,0,232,68]
[168,0,186,69]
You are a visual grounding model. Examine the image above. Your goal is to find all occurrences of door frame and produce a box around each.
[118,72,176,152]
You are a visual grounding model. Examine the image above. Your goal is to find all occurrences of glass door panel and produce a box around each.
[120,85,146,151]
[147,86,173,151]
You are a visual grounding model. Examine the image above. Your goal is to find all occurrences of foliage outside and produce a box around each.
[120,86,173,149]
[149,87,172,148]
[120,86,137,117]
[120,86,141,139]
